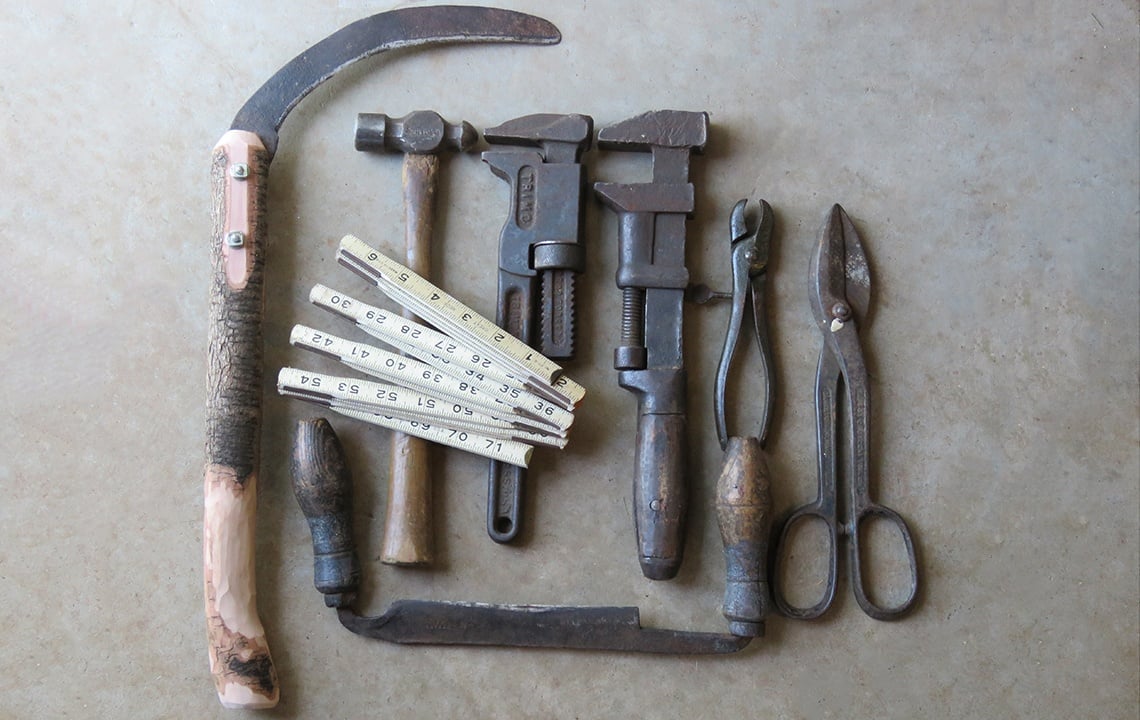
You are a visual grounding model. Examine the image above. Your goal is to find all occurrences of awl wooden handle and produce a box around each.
[203,129,278,709]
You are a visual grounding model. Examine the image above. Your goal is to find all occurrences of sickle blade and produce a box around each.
[231,6,561,157]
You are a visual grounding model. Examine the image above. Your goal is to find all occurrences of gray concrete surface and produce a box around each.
[1,1,1137,717]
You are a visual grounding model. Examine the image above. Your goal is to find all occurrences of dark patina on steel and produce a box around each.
[205,8,560,706]
[481,113,593,544]
[292,418,752,654]
[769,204,920,621]
[697,199,777,638]
[593,110,709,580]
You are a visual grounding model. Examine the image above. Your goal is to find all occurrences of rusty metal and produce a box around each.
[354,109,478,567]
[769,204,919,621]
[481,113,593,543]
[205,7,560,706]
[593,110,708,580]
[712,199,775,450]
[230,7,560,158]
[700,199,776,637]
[291,418,752,654]
[355,110,477,156]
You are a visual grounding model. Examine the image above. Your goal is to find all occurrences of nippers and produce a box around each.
[710,198,775,638]
[770,204,919,621]
[714,198,775,449]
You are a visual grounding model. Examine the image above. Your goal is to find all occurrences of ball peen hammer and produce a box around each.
[204,7,559,708]
[353,110,477,566]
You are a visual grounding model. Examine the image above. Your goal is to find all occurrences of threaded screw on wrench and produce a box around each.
[615,287,648,370]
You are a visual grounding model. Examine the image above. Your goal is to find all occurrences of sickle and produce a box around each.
[203,7,559,708]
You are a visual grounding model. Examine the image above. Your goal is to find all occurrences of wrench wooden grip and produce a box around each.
[381,153,439,565]
[204,130,278,708]
[291,418,361,607]
[620,368,688,580]
[715,436,771,637]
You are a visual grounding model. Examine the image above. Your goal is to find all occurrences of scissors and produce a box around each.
[770,204,919,621]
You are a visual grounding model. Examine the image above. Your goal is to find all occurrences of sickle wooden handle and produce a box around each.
[203,129,278,709]
[715,436,771,637]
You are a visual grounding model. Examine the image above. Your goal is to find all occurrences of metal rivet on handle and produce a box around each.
[226,231,246,248]
[230,162,250,179]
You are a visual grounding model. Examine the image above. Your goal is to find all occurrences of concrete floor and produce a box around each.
[1,1,1137,717]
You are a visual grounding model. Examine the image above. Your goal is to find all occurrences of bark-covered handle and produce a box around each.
[203,129,278,709]
[715,436,771,637]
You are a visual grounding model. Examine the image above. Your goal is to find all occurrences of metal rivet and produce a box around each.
[832,302,850,321]
[230,162,250,180]
[649,499,662,512]
[226,231,246,248]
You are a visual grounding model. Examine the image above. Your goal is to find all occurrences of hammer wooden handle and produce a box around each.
[204,129,278,709]
[715,436,771,637]
[381,153,439,565]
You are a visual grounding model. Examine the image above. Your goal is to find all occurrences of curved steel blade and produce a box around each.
[230,6,561,157]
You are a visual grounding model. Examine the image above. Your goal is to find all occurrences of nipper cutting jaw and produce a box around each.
[714,199,775,451]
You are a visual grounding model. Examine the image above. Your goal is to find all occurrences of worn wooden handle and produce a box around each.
[715,436,771,637]
[204,129,278,709]
[382,432,434,564]
[618,368,689,581]
[292,418,361,607]
[380,153,440,565]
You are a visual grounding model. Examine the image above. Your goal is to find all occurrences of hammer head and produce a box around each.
[355,110,477,155]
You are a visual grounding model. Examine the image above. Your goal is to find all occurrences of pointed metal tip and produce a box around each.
[755,199,774,236]
[729,199,750,242]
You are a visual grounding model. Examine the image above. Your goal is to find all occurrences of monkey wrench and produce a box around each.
[203,7,560,708]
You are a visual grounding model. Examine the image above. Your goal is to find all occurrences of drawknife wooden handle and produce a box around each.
[203,129,279,709]
[292,418,361,607]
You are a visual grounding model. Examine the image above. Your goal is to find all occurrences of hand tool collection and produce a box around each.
[205,4,921,708]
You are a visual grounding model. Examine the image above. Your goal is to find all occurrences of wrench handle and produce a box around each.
[619,368,688,580]
[203,130,278,708]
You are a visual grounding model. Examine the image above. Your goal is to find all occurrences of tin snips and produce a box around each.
[770,204,919,621]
